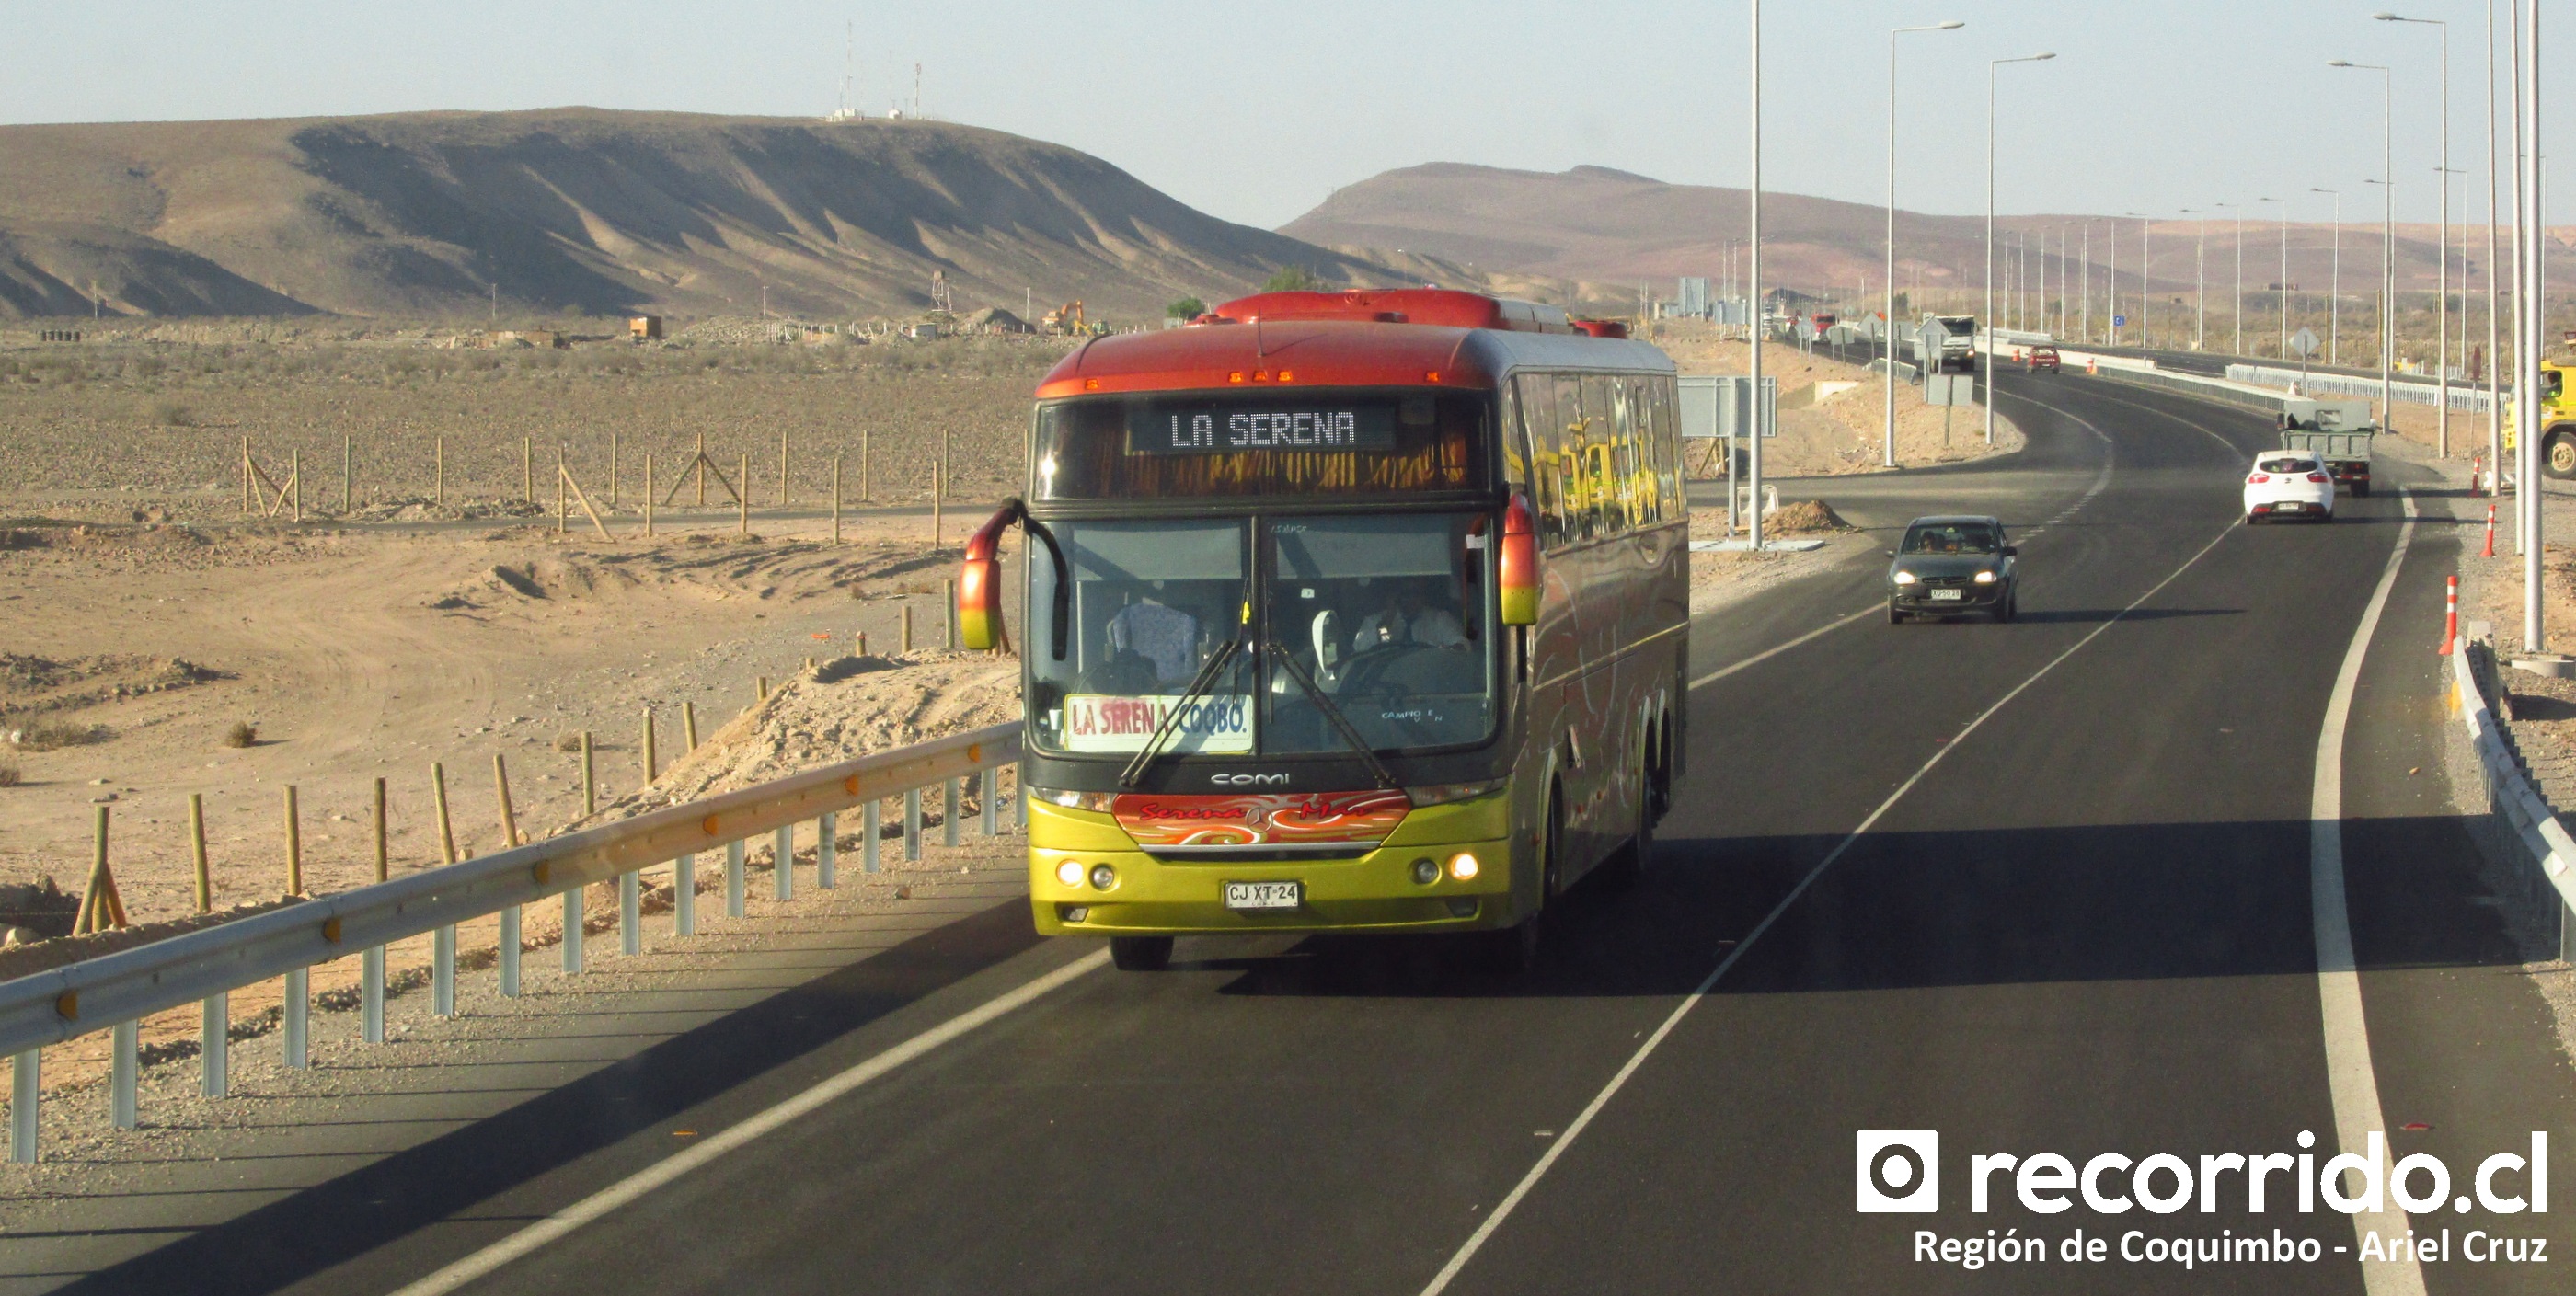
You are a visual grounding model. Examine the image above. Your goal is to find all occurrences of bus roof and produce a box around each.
[1036,291,1671,400]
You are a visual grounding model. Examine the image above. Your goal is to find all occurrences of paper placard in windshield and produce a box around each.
[1129,404,1397,455]
[1064,694,1256,753]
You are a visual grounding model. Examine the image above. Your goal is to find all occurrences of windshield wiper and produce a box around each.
[1264,642,1398,790]
[1117,637,1242,789]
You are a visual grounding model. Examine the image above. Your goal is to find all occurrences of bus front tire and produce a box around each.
[1110,935,1173,971]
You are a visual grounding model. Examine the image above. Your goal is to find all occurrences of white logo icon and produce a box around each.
[1857,1130,1940,1212]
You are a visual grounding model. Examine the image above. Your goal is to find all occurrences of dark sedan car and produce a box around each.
[1888,515,2018,623]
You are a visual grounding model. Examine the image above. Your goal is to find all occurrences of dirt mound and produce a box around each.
[1766,499,1856,534]
[0,652,224,720]
[575,649,1020,828]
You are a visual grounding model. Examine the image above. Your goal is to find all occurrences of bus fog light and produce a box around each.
[1410,858,1439,886]
[1054,861,1086,888]
[1089,864,1118,890]
[1445,898,1479,918]
[1063,905,1089,923]
[1446,853,1479,881]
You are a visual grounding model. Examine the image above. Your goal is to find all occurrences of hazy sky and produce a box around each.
[5,1,2567,232]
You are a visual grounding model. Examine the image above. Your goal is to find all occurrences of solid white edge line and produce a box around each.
[388,948,1112,1296]
[1418,506,2243,1296]
[2310,490,2430,1296]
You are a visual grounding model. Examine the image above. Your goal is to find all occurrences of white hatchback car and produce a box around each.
[2243,451,2337,523]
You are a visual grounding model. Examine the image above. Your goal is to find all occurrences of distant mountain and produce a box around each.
[1282,162,2546,300]
[0,108,1394,320]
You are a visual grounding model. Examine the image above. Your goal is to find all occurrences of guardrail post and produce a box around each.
[817,813,837,889]
[674,854,696,935]
[433,925,456,1016]
[1016,760,1028,828]
[904,789,923,861]
[109,1022,137,1130]
[562,888,584,973]
[981,767,998,836]
[361,947,385,1044]
[619,872,640,956]
[863,802,881,873]
[10,1049,35,1163]
[201,992,227,1098]
[284,966,311,1065]
[774,825,795,900]
[726,840,746,918]
[943,780,960,848]
[500,905,521,997]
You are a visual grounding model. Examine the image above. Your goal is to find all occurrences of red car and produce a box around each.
[2025,346,2061,373]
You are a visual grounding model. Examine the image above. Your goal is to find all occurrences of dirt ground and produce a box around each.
[1650,322,2027,476]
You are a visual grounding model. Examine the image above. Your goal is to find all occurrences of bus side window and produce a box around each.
[1651,378,1682,525]
[1554,373,1592,545]
[1583,374,1624,538]
[1518,373,1569,550]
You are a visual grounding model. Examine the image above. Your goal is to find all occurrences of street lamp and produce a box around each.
[1749,0,1765,550]
[2482,0,2501,497]
[2329,59,2395,428]
[2312,187,2342,365]
[2127,213,2153,349]
[2180,208,2209,349]
[1885,19,1965,468]
[2214,201,2244,357]
[1987,52,2055,447]
[2258,197,2287,359]
[2376,12,2450,455]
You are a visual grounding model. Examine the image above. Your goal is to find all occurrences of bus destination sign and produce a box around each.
[1128,403,1397,455]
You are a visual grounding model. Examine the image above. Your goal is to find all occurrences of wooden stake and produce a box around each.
[942,578,956,650]
[757,675,771,701]
[431,762,457,865]
[560,464,612,540]
[556,446,568,533]
[779,430,790,507]
[342,434,353,513]
[189,793,211,913]
[523,437,534,504]
[856,630,868,657]
[241,435,252,515]
[684,700,699,751]
[373,776,389,882]
[581,731,596,816]
[76,807,113,935]
[643,453,655,537]
[283,785,302,897]
[861,429,871,501]
[932,433,946,549]
[435,435,445,507]
[609,431,620,510]
[493,754,521,849]
[641,705,658,784]
[696,433,707,507]
[290,449,302,522]
[902,603,914,653]
[738,453,751,534]
[832,452,843,545]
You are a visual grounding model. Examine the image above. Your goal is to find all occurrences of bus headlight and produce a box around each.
[1447,853,1480,881]
[1089,864,1118,890]
[1410,858,1439,885]
[1054,861,1086,888]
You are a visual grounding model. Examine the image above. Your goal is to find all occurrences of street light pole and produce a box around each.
[2313,188,2343,366]
[2128,213,2154,350]
[2180,208,2208,349]
[2485,0,2502,496]
[2259,197,2287,359]
[2516,0,2540,648]
[1987,52,2056,446]
[2079,222,2093,343]
[2331,60,2395,429]
[1886,20,1964,469]
[2379,12,2452,455]
[1749,0,1764,549]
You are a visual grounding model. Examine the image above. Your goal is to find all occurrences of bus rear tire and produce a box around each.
[1110,935,1173,971]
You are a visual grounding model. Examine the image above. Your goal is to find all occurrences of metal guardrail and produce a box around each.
[2224,364,2499,414]
[2452,642,2576,962]
[2,722,1023,1162]
[2087,363,2294,419]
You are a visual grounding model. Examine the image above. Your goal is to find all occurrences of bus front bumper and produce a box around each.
[1029,838,1522,936]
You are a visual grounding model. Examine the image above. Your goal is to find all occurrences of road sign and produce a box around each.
[2112,315,2127,327]
[2291,327,2321,360]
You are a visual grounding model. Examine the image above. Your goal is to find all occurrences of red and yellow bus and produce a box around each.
[958,288,1688,970]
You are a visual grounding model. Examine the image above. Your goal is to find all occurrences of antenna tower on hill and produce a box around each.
[825,21,858,121]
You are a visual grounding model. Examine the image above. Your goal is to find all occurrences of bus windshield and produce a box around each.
[1026,512,1496,758]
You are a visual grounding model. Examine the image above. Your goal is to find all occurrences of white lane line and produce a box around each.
[388,949,1112,1296]
[2309,491,2429,1296]
[1418,510,2244,1296]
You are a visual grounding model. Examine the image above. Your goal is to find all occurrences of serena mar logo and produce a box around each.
[1857,1129,2551,1270]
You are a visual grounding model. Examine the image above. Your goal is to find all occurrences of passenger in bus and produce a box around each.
[1351,582,1466,654]
[1106,597,1202,683]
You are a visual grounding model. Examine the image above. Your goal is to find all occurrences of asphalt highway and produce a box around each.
[60,370,2576,1294]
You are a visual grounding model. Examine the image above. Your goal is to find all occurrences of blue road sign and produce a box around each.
[2112,315,2128,327]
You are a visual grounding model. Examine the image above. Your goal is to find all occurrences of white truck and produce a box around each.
[2275,396,2375,498]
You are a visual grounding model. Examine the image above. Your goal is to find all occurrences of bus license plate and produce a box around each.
[1930,588,1963,601]
[1224,880,1302,911]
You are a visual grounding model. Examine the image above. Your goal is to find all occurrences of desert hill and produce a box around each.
[1282,162,2560,299]
[0,108,1391,321]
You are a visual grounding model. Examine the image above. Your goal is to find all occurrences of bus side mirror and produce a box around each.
[1500,495,1539,626]
[957,506,1014,651]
